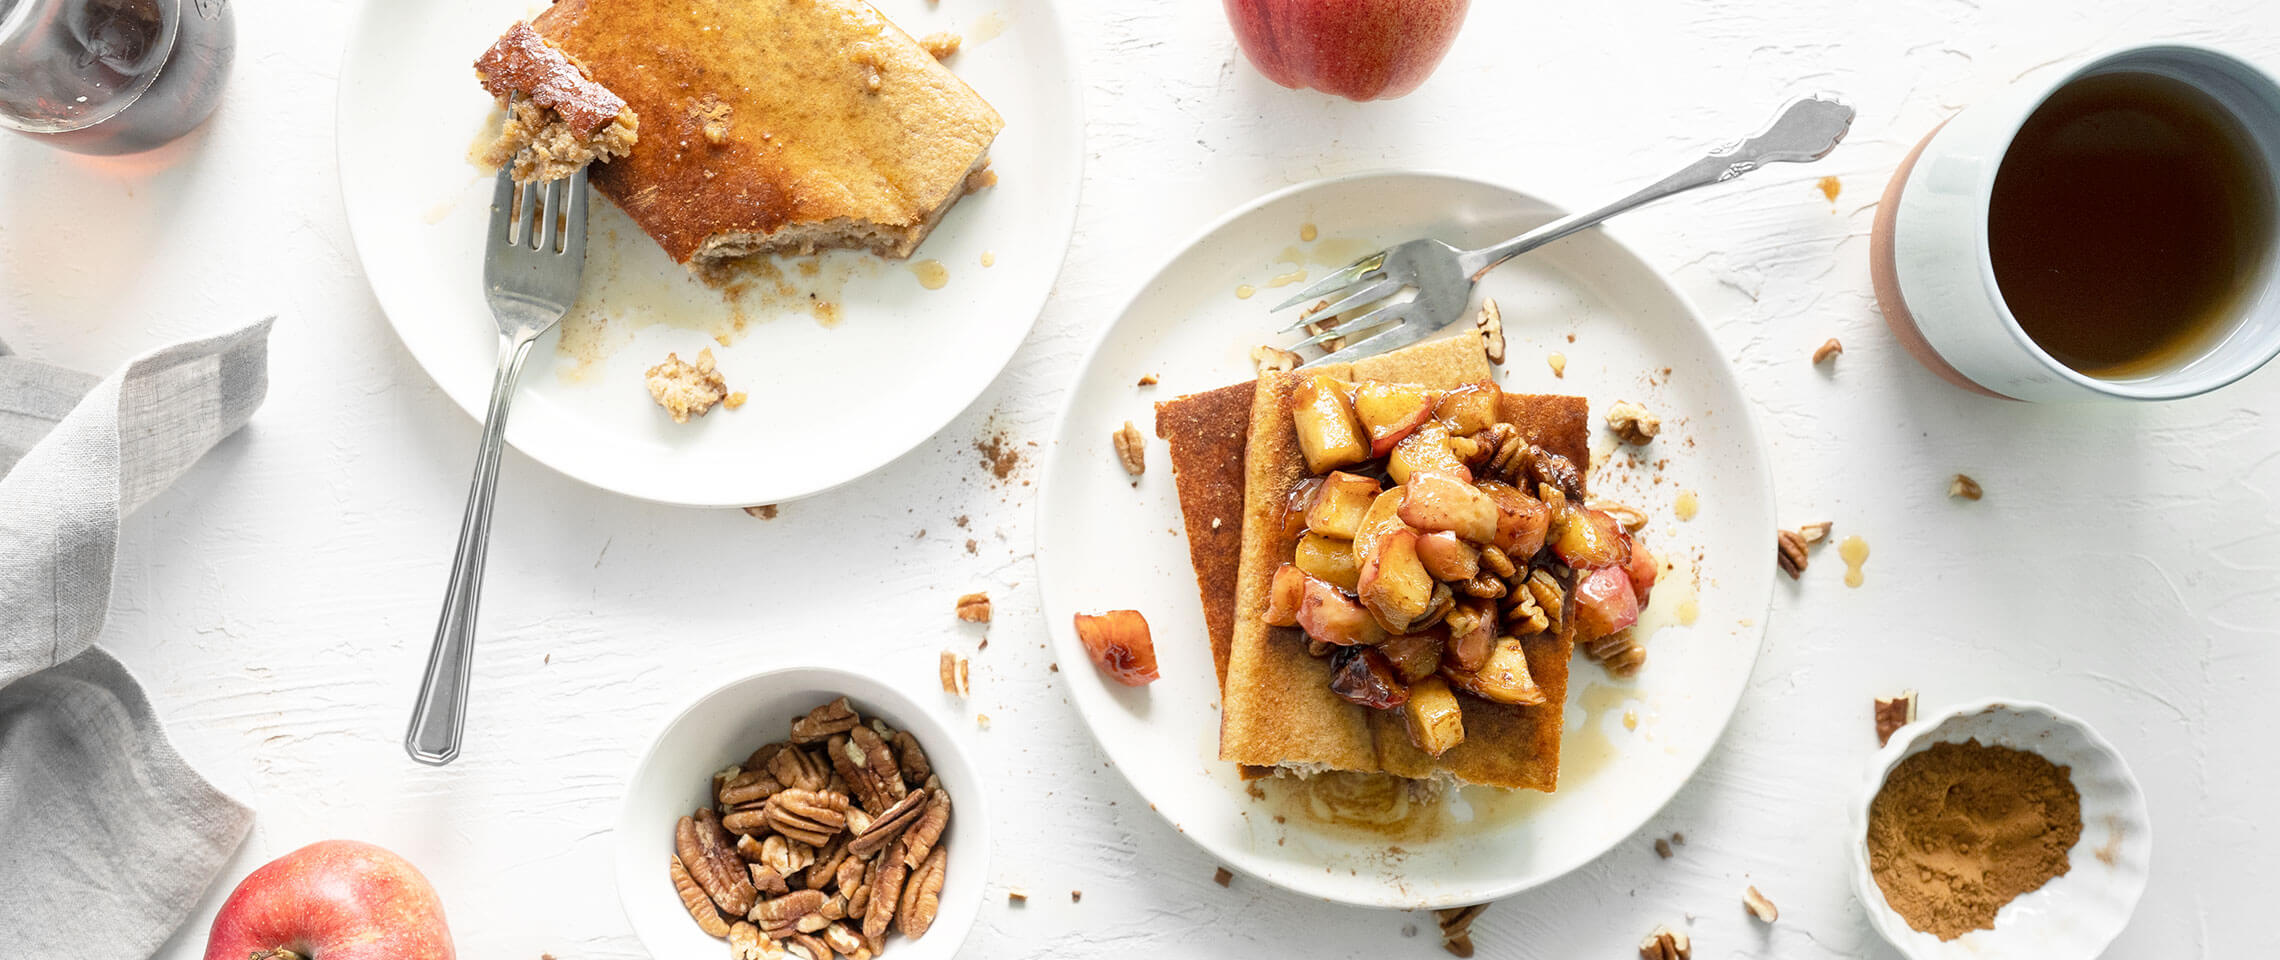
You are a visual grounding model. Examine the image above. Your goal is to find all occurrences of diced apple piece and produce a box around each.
[1414,530,1479,582]
[1552,505,1631,569]
[1294,532,1360,591]
[1573,564,1641,642]
[1349,488,1408,573]
[1073,610,1160,686]
[1378,627,1446,683]
[1292,375,1368,474]
[1327,646,1408,709]
[1264,563,1307,627]
[1399,471,1499,544]
[1351,380,1440,456]
[1402,676,1466,756]
[1446,636,1545,705]
[1433,382,1503,435]
[1303,471,1383,539]
[1386,421,1473,485]
[1296,576,1387,647]
[1441,598,1496,672]
[1625,543,1659,605]
[1281,477,1322,543]
[1356,527,1435,634]
[1477,481,1550,558]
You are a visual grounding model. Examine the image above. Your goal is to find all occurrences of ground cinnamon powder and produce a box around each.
[1866,739,2082,940]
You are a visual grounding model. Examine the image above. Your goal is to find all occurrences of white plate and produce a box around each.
[337,0,1082,507]
[1035,171,1776,908]
[1850,699,2151,960]
[616,665,990,960]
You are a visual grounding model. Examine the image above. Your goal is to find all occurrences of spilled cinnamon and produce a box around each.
[1866,739,2081,940]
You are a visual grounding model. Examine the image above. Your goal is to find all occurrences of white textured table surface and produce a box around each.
[4,2,2278,958]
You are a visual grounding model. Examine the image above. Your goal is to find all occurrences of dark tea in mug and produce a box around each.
[1988,70,2275,378]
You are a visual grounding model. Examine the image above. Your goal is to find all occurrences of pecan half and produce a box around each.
[847,787,927,858]
[897,842,948,938]
[750,889,828,926]
[721,805,772,837]
[671,854,733,937]
[955,591,991,623]
[682,811,759,918]
[1113,421,1146,476]
[1476,298,1506,365]
[792,697,861,744]
[1525,569,1564,629]
[759,834,815,878]
[863,835,911,942]
[1478,545,1517,580]
[833,726,906,814]
[901,788,950,869]
[722,766,785,807]
[893,730,932,785]
[769,744,831,793]
[806,834,851,892]
[1523,448,1585,503]
[1776,528,1808,579]
[766,788,851,846]
[1585,630,1646,677]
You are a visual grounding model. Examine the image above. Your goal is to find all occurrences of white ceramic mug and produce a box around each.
[1870,45,2280,401]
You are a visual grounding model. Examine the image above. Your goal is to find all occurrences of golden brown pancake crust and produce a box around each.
[475,22,627,138]
[532,0,1003,263]
[1153,382,1254,690]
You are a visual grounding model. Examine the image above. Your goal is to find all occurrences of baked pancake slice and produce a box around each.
[531,0,1004,267]
[474,22,640,184]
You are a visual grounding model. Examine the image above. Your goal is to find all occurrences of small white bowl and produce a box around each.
[615,665,989,959]
[1849,698,2151,960]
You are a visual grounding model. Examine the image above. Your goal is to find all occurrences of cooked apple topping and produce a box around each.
[1274,377,1656,756]
[1073,610,1159,686]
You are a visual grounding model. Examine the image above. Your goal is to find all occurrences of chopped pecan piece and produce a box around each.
[1653,837,1673,858]
[729,920,782,959]
[939,650,970,697]
[1743,885,1779,923]
[1213,866,1234,887]
[954,591,991,623]
[1798,520,1832,543]
[791,697,860,744]
[749,862,791,896]
[1251,344,1301,374]
[671,854,733,937]
[1476,298,1506,365]
[759,834,815,878]
[1874,689,1917,746]
[1639,925,1691,960]
[897,843,948,938]
[1436,903,1487,958]
[1590,499,1648,532]
[823,922,867,958]
[1113,421,1146,476]
[1606,400,1660,445]
[1950,473,1983,500]
[1813,337,1843,365]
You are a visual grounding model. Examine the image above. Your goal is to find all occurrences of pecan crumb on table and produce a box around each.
[939,651,970,697]
[645,348,731,423]
[954,592,991,623]
[1639,924,1691,960]
[1743,885,1779,923]
[1874,689,1918,745]
[1813,337,1844,365]
[1112,421,1146,476]
[1949,473,1984,500]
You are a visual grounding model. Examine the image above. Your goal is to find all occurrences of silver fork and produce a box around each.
[405,164,589,766]
[1273,97,1855,367]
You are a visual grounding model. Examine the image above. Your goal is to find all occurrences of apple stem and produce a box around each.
[250,950,305,960]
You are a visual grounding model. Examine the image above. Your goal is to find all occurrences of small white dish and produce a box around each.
[1850,698,2151,960]
[615,666,988,960]
[337,0,1084,506]
[1034,171,1777,907]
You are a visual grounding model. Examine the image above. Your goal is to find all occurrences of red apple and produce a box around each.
[1223,0,1472,102]
[1573,564,1642,642]
[205,840,454,960]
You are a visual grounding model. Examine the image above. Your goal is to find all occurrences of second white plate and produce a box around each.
[337,0,1083,506]
[1036,171,1776,908]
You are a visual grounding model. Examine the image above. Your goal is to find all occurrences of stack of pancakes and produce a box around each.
[1155,335,1587,791]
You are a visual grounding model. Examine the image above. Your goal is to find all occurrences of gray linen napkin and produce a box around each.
[0,319,272,958]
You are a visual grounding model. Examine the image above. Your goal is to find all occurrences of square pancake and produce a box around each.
[531,0,1003,265]
[1165,335,1587,790]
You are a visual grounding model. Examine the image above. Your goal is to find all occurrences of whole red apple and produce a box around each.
[205,840,454,960]
[1223,0,1472,102]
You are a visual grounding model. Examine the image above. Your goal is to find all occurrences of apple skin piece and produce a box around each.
[1403,676,1466,756]
[1398,470,1499,544]
[1414,529,1480,582]
[205,839,455,960]
[1573,564,1642,642]
[1351,380,1440,456]
[1221,0,1473,102]
[1296,575,1388,647]
[1625,542,1660,605]
[1440,598,1496,672]
[1304,470,1383,539]
[1445,636,1546,705]
[1378,626,1446,682]
[1294,531,1362,591]
[1477,481,1550,558]
[1264,563,1308,627]
[1355,527,1436,633]
[1327,646,1409,709]
[1552,505,1632,570]
[1433,382,1502,435]
[1291,375,1369,474]
[1386,421,1472,485]
[1074,610,1161,686]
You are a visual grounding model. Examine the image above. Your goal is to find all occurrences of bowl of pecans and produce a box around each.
[615,666,987,960]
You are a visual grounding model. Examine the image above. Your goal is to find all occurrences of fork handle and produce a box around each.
[1465,96,1854,280]
[405,327,542,766]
